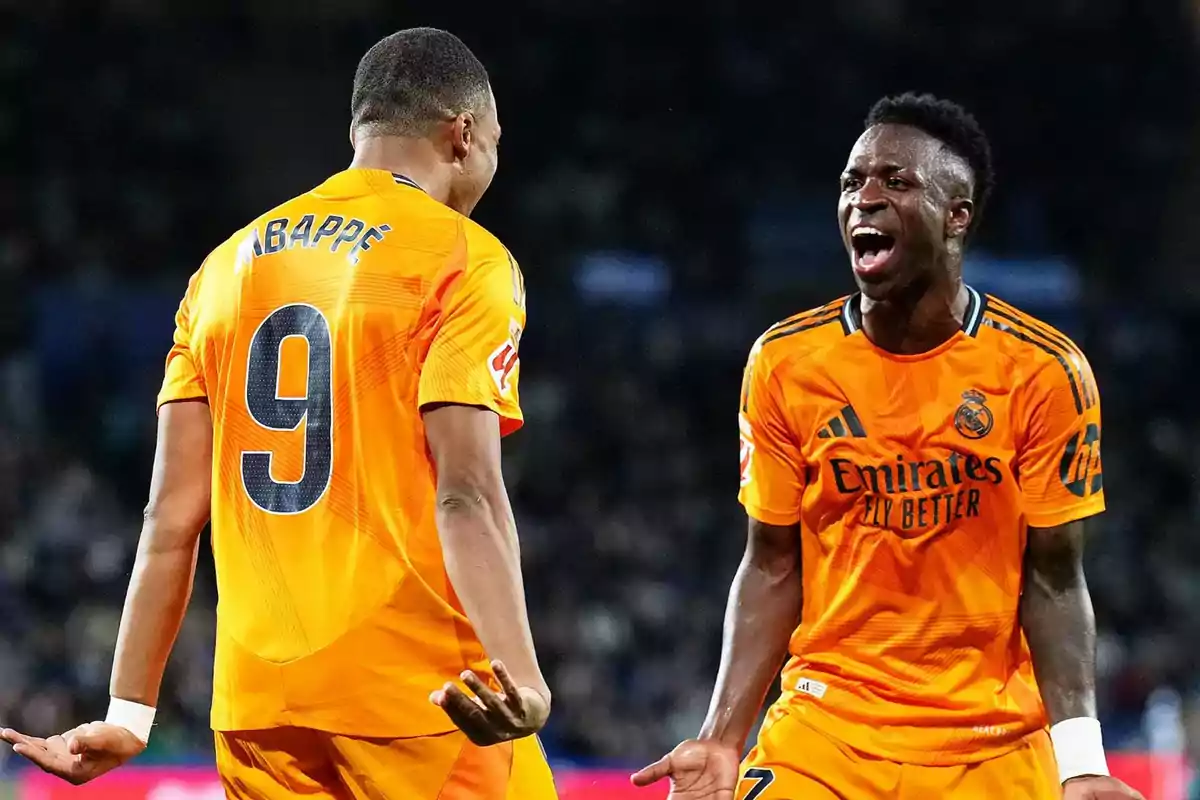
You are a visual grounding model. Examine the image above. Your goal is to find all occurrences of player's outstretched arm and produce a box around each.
[2,400,212,783]
[423,403,550,746]
[1022,522,1143,800]
[632,516,801,799]
[698,518,802,751]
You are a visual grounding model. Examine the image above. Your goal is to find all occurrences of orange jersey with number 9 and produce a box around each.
[158,169,527,737]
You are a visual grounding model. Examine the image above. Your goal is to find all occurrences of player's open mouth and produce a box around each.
[851,227,897,276]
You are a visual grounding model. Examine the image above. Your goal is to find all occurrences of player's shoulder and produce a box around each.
[979,293,1091,365]
[196,219,261,279]
[459,215,515,267]
[978,292,1098,406]
[455,217,523,312]
[220,190,318,257]
[749,295,854,368]
[187,187,326,285]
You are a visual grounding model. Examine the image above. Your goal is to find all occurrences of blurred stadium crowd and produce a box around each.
[1,0,1199,773]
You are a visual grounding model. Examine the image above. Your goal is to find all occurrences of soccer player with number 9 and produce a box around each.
[2,27,556,800]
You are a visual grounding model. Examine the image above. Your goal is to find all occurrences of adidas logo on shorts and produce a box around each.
[795,678,828,699]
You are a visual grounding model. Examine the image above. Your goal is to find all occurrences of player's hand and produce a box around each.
[1062,775,1145,800]
[631,739,741,800]
[430,660,550,746]
[1,722,146,785]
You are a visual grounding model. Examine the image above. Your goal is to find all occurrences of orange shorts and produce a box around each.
[738,711,1060,800]
[215,727,558,800]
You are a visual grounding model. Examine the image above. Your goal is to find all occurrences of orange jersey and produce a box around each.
[738,288,1105,765]
[158,169,527,737]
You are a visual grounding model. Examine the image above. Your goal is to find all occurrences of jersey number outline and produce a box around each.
[241,304,333,514]
[742,767,775,800]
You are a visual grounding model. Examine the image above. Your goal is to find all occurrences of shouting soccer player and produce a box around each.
[2,28,557,800]
[633,94,1142,799]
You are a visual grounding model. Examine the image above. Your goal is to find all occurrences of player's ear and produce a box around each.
[349,123,357,150]
[450,112,474,162]
[946,197,973,240]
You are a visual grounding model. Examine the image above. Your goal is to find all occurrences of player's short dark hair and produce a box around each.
[351,28,491,136]
[865,92,995,228]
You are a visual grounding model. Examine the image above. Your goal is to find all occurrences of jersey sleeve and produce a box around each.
[418,248,526,436]
[737,339,806,526]
[157,267,208,410]
[1017,351,1105,528]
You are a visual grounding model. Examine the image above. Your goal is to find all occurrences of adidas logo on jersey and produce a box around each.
[816,405,867,439]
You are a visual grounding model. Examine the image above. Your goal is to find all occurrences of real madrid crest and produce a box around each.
[954,389,993,439]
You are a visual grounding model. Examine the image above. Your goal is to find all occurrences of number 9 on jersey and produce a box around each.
[241,304,334,515]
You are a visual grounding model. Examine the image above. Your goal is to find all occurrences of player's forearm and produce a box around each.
[699,524,802,752]
[1020,527,1097,723]
[109,527,201,706]
[436,489,548,702]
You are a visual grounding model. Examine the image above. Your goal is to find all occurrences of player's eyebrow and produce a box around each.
[841,162,913,180]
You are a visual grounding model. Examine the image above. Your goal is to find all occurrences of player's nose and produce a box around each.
[852,180,889,213]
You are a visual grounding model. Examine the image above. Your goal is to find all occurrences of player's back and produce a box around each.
[158,168,526,737]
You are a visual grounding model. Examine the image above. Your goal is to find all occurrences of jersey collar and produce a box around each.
[842,285,986,338]
[391,173,424,192]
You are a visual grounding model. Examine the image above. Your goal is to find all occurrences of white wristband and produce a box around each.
[1050,717,1109,783]
[105,698,156,744]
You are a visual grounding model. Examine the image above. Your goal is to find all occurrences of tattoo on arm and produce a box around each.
[1020,520,1097,723]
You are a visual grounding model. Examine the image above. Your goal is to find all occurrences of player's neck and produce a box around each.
[349,135,454,206]
[859,274,969,355]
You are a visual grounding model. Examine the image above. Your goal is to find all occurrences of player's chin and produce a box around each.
[851,261,905,300]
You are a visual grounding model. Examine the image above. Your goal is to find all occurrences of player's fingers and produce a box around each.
[441,683,485,713]
[630,755,672,786]
[10,743,42,763]
[436,684,497,742]
[1,728,47,749]
[490,661,523,713]
[436,684,477,718]
[11,741,70,778]
[440,704,499,746]
[461,671,512,719]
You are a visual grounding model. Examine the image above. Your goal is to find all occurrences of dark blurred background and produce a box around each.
[1,0,1199,791]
